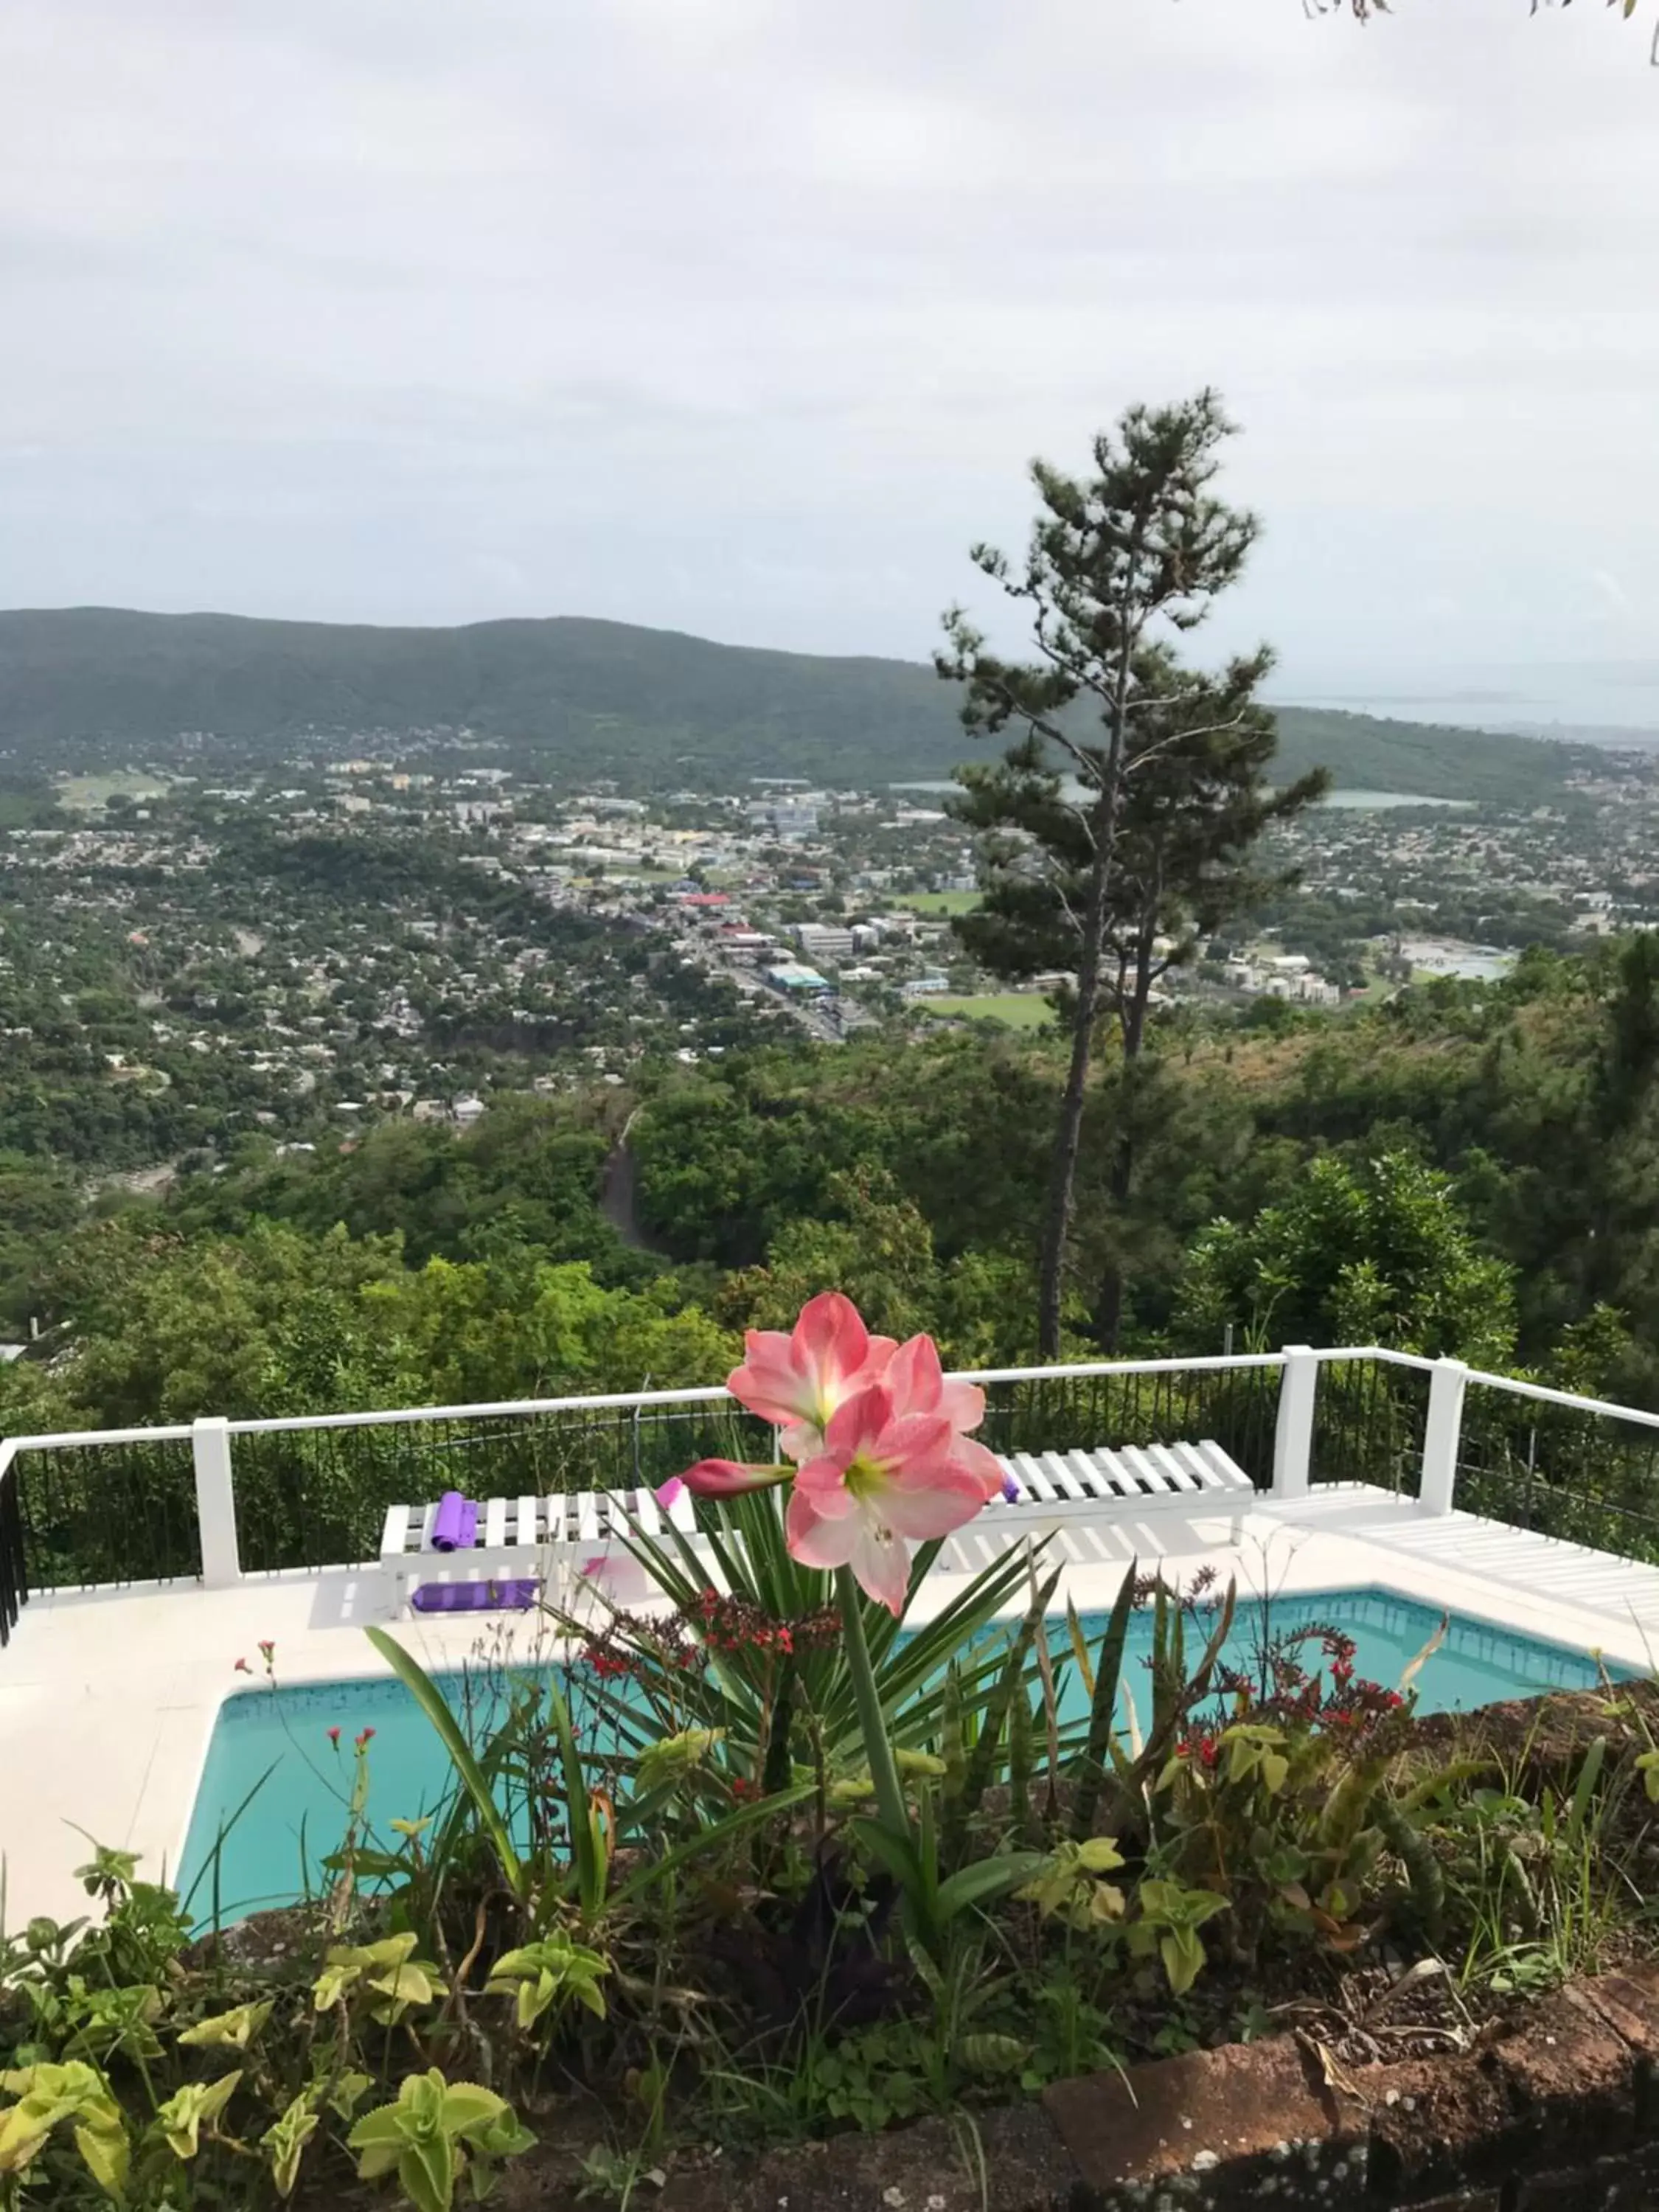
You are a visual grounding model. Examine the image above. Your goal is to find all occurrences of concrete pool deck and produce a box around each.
[5,1481,1659,1927]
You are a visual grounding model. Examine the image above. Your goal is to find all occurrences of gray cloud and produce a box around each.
[0,0,1654,703]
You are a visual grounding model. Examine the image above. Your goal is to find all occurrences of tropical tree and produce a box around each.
[1172,1150,1517,1368]
[939,391,1268,1357]
[952,650,1329,1349]
[1321,0,1652,53]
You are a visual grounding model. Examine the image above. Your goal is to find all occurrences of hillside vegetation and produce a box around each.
[0,605,1601,801]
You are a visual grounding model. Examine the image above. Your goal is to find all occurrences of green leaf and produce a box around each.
[548,1673,609,1921]
[438,2083,510,2138]
[850,1818,925,1898]
[366,1628,526,1903]
[401,2131,456,2212]
[611,1778,816,1907]
[959,2033,1028,2075]
[933,1850,1046,1921]
[1070,1558,1136,1839]
[1076,1837,1126,1873]
[1065,1596,1096,1700]
[73,2120,129,2201]
[262,2093,320,2200]
[1161,1926,1206,1998]
[157,2070,242,2160]
[178,2000,271,2049]
[1565,1735,1607,1852]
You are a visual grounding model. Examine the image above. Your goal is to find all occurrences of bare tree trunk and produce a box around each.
[1035,796,1124,1354]
[1093,929,1157,1353]
[1037,898,1107,1358]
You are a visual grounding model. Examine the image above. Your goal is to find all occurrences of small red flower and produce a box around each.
[257,1639,275,1660]
[233,1657,251,1674]
[327,1725,341,1746]
[355,1727,375,1752]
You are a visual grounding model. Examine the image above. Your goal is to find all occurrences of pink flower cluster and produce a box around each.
[660,1293,1006,1617]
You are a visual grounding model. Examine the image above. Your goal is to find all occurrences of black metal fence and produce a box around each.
[0,1364,1299,1596]
[11,1436,202,1592]
[976,1362,1284,1488]
[1310,1357,1433,1497]
[1456,1385,1659,1565]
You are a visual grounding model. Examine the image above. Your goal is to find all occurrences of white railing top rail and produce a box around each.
[1461,1366,1659,1436]
[0,1349,1291,1458]
[9,1343,1650,1464]
[1310,1345,1439,1374]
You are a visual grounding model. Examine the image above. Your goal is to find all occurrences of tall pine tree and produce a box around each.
[951,647,1327,1346]
[938,392,1284,1356]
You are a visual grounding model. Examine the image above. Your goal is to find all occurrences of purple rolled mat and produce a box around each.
[429,1490,471,1552]
[411,1578,540,1614]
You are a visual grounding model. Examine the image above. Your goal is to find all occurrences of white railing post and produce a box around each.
[192,1417,242,1588]
[1419,1358,1469,1516]
[1272,1346,1319,1499]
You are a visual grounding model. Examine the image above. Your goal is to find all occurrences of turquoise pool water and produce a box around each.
[175,1587,1618,1924]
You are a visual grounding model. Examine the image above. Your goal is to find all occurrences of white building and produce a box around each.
[795,923,856,963]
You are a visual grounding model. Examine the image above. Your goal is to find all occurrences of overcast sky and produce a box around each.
[1,0,1655,706]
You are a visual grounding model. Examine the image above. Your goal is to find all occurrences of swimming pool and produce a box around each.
[175,1586,1618,1924]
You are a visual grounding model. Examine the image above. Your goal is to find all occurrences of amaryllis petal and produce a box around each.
[793,1287,871,1372]
[726,1294,897,1456]
[786,1489,913,1616]
[877,1467,986,1541]
[784,1492,860,1570]
[883,1334,945,1414]
[793,1456,861,1517]
[884,1335,989,1447]
[944,1434,1008,1503]
[845,1523,914,1617]
[936,1377,987,1433]
[725,1332,810,1429]
[819,1386,954,1475]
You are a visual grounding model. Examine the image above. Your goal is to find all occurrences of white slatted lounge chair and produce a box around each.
[378,1492,563,1616]
[940,1439,1253,1572]
[380,1482,718,1616]
[387,1440,1254,1613]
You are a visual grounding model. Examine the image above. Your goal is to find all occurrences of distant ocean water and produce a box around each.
[1273,664,1659,747]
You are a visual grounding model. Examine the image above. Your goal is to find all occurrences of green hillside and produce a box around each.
[0,606,1597,801]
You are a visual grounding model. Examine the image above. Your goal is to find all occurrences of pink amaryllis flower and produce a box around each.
[880,1334,1008,1502]
[654,1296,1010,1593]
[728,1291,897,1462]
[785,1383,987,1617]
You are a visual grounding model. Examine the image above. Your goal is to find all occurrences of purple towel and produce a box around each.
[429,1491,476,1552]
[411,1577,540,1614]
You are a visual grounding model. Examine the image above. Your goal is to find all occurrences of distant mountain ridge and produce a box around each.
[0,606,1600,802]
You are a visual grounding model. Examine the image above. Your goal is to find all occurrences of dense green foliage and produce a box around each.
[11,939,1659,1448]
[0,607,1601,800]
